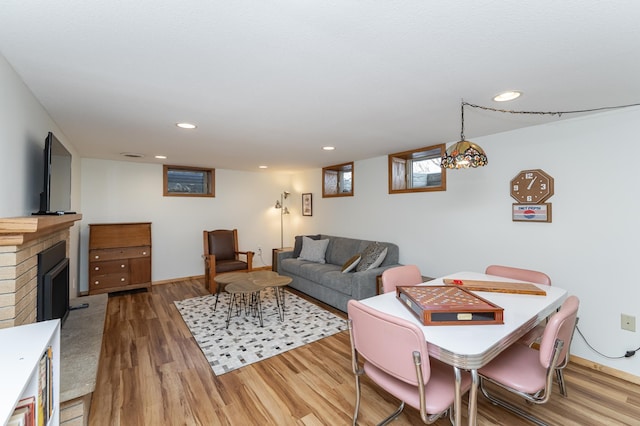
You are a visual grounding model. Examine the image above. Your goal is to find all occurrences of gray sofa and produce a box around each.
[277,234,400,312]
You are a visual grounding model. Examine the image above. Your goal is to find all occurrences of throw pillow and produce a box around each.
[341,254,361,273]
[356,242,388,272]
[298,236,330,263]
[293,234,321,257]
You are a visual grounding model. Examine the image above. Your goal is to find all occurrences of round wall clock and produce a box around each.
[510,169,554,204]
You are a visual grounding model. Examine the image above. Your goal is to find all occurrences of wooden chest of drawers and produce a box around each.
[89,222,152,295]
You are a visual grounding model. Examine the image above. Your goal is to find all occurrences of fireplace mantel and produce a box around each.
[0,213,81,328]
[0,214,82,246]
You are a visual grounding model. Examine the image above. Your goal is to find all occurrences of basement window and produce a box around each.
[163,165,215,197]
[322,162,354,197]
[388,144,446,194]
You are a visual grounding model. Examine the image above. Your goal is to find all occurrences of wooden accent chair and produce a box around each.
[347,299,471,425]
[203,229,254,293]
[380,265,423,294]
[478,296,580,424]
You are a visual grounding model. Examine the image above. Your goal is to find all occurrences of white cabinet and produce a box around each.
[0,320,60,426]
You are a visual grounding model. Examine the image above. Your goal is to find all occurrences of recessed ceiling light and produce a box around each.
[493,91,522,102]
[176,122,197,129]
[155,155,167,159]
[120,152,145,158]
[259,165,268,169]
[322,146,335,151]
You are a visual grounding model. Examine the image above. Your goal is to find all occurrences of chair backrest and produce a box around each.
[381,265,423,294]
[539,295,580,368]
[485,265,551,286]
[347,299,430,385]
[204,229,237,261]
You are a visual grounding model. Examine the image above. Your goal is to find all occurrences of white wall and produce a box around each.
[79,107,640,377]
[0,55,82,295]
[79,159,294,287]
[290,107,640,377]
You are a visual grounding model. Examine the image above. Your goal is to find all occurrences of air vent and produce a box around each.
[120,152,145,158]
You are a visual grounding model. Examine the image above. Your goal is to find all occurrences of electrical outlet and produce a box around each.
[621,314,636,332]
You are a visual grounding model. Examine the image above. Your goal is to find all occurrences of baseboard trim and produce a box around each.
[152,275,204,286]
[569,354,640,385]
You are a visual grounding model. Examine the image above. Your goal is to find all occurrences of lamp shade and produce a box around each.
[441,140,488,169]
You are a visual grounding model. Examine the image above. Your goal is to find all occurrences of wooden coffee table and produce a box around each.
[213,272,249,311]
[252,273,292,321]
[221,271,292,327]
[224,279,264,328]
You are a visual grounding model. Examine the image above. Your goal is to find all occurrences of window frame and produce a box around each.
[163,165,215,197]
[322,162,354,198]
[388,144,446,194]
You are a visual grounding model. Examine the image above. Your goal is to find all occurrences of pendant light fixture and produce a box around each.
[441,101,488,169]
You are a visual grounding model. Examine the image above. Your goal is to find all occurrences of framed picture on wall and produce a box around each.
[302,193,312,216]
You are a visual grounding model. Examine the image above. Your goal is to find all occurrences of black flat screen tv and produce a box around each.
[35,132,74,215]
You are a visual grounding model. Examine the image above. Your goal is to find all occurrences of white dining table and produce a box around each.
[359,271,568,426]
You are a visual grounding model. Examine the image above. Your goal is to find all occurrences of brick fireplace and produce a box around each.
[0,214,82,328]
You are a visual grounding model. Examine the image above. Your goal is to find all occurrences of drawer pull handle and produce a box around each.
[121,264,125,268]
[95,255,100,259]
[95,267,100,271]
[121,278,125,282]
[143,251,147,255]
[94,281,99,285]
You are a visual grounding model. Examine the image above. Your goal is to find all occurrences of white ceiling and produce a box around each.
[1,1,639,172]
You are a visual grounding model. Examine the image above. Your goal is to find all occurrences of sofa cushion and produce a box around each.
[356,242,388,272]
[341,254,361,273]
[324,236,364,266]
[298,236,330,263]
[293,234,321,257]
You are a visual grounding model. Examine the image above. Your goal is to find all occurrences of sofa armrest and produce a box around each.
[276,249,295,272]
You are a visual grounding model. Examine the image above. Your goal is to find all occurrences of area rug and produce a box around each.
[175,288,347,375]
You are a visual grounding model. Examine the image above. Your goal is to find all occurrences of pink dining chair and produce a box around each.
[478,295,580,424]
[484,264,574,394]
[347,299,471,425]
[485,265,551,346]
[484,265,551,286]
[381,264,423,294]
[484,264,576,396]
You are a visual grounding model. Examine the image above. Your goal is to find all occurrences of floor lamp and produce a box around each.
[275,191,290,248]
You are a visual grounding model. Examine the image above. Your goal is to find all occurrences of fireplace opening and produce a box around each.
[37,240,70,323]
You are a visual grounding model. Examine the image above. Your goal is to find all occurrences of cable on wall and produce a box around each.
[575,325,640,359]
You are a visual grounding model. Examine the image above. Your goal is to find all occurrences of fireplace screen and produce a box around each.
[37,241,70,323]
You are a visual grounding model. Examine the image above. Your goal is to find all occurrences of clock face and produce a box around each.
[510,169,554,204]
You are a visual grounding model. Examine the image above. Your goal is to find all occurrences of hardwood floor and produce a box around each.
[90,280,640,425]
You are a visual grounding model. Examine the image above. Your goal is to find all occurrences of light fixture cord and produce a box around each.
[463,101,640,117]
[460,100,465,140]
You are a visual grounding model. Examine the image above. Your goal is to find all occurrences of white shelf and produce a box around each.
[0,320,60,426]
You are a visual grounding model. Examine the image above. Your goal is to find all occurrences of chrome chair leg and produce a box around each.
[378,401,405,426]
[353,374,361,426]
[479,378,549,426]
[556,369,567,397]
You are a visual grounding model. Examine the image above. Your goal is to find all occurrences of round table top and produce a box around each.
[214,272,252,284]
[253,276,292,288]
[247,270,279,280]
[215,270,291,289]
[225,280,263,294]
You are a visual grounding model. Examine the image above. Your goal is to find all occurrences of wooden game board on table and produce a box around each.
[442,278,547,296]
[396,285,504,326]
